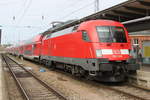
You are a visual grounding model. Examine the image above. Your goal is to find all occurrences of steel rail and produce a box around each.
[126,75,150,91]
[2,55,30,100]
[6,55,149,100]
[39,67,149,100]
[126,83,150,92]
[50,69,149,100]
[3,55,67,100]
[102,85,149,100]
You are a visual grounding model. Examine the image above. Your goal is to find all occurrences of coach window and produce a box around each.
[82,30,90,41]
[46,34,51,39]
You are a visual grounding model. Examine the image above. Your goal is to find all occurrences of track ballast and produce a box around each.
[2,55,67,100]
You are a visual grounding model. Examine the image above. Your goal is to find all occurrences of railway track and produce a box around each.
[48,68,150,100]
[66,74,150,100]
[6,55,150,100]
[106,84,150,100]
[2,55,67,100]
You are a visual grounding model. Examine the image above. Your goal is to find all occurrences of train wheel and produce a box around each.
[63,65,68,72]
[85,75,94,80]
[71,66,76,75]
[75,66,86,78]
[49,61,55,70]
[39,59,42,65]
[129,70,137,74]
[38,57,42,65]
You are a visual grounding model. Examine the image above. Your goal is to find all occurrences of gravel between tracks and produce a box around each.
[11,56,149,100]
[111,85,150,100]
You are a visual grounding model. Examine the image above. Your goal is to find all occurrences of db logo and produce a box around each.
[113,50,120,54]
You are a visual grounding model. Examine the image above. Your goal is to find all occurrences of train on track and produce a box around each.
[7,20,140,82]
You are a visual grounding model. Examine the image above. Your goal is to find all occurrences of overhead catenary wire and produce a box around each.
[25,0,95,30]
[3,0,96,44]
[1,25,45,29]
[17,0,32,24]
[60,1,95,20]
[16,0,32,43]
[0,0,21,6]
[15,0,49,29]
[10,0,27,21]
[63,0,90,9]
[41,0,94,22]
[10,0,29,43]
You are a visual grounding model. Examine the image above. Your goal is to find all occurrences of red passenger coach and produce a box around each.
[10,34,43,61]
[9,20,139,82]
[23,34,43,60]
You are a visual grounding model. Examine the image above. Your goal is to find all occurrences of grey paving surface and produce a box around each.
[141,65,150,72]
[0,56,3,100]
[0,56,8,100]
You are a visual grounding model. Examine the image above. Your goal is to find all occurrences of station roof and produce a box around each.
[130,30,150,35]
[43,0,150,35]
[81,0,150,22]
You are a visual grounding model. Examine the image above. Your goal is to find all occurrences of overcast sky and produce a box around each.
[0,0,127,44]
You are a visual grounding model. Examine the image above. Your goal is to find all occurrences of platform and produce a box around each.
[0,55,8,100]
[141,65,150,72]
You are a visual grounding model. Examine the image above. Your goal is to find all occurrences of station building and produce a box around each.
[129,31,150,64]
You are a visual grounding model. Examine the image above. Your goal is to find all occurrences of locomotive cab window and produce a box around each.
[96,26,127,43]
[82,30,90,41]
[46,34,52,39]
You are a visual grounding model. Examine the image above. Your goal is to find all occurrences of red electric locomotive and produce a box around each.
[8,20,139,82]
[40,20,139,82]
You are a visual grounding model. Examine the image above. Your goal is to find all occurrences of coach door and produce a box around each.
[32,44,36,55]
[48,40,51,56]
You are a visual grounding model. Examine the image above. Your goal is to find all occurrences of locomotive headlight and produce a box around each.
[120,49,129,54]
[96,49,102,57]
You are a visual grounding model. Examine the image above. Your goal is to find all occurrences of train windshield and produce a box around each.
[96,26,127,43]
